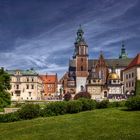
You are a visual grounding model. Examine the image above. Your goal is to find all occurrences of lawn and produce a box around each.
[0,108,140,140]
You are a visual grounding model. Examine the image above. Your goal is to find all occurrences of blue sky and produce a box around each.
[0,0,140,78]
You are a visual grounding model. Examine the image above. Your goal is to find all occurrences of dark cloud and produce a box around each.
[0,0,140,78]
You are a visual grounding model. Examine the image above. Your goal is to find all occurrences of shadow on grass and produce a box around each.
[119,107,140,112]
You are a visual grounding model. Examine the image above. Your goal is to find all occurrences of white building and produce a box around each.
[123,53,140,95]
[7,69,43,101]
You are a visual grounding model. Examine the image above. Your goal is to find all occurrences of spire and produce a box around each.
[75,24,85,43]
[119,41,128,59]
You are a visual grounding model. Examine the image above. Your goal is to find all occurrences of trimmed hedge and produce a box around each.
[79,98,96,111]
[125,96,140,110]
[18,104,40,120]
[96,100,109,109]
[0,98,132,123]
[109,101,126,108]
[42,101,67,117]
[66,100,83,114]
[0,112,20,123]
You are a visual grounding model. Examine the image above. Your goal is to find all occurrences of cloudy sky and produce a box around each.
[0,0,140,78]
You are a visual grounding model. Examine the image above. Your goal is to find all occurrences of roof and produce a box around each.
[6,69,38,76]
[69,58,133,71]
[40,74,57,84]
[123,53,140,71]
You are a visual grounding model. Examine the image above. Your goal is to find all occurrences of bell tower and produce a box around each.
[73,25,88,93]
[119,41,128,59]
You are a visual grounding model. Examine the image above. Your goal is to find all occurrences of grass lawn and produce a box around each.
[0,108,140,140]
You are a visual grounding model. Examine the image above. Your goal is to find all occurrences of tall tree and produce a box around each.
[0,67,11,108]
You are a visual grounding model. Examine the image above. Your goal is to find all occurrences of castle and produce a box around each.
[60,26,133,99]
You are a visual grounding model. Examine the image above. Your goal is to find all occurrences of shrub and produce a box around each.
[42,101,67,117]
[96,100,109,109]
[63,92,72,101]
[125,96,140,110]
[78,98,96,111]
[18,104,40,120]
[109,101,126,108]
[135,80,140,96]
[0,112,20,123]
[66,100,82,114]
[74,92,91,100]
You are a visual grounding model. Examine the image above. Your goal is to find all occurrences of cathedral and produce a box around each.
[60,26,133,99]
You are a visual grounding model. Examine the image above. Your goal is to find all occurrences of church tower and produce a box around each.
[119,41,128,59]
[73,25,88,93]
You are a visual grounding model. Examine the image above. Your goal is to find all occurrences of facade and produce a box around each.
[107,68,123,99]
[7,69,43,101]
[123,53,140,94]
[40,74,58,98]
[86,66,104,99]
[60,26,133,99]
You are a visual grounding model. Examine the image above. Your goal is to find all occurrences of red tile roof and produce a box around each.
[40,74,57,83]
[124,53,140,71]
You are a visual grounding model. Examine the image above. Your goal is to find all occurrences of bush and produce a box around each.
[63,92,72,101]
[42,101,67,117]
[18,104,40,120]
[125,96,140,110]
[78,98,96,111]
[74,92,91,100]
[0,112,20,123]
[109,101,126,108]
[66,100,82,114]
[96,100,109,109]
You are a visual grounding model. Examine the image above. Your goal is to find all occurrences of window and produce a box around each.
[11,92,13,96]
[81,66,83,71]
[126,83,128,88]
[16,85,19,89]
[31,78,34,82]
[89,80,91,84]
[81,47,84,55]
[26,84,29,89]
[129,82,131,87]
[16,77,20,82]
[132,81,134,87]
[113,80,116,83]
[27,77,29,82]
[31,85,34,89]
[132,73,134,78]
[29,92,31,97]
[129,74,131,79]
[126,74,128,79]
[15,91,20,96]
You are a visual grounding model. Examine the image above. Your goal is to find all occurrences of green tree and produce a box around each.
[0,68,11,108]
[135,80,140,96]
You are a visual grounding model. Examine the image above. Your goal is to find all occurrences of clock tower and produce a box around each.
[73,25,89,93]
